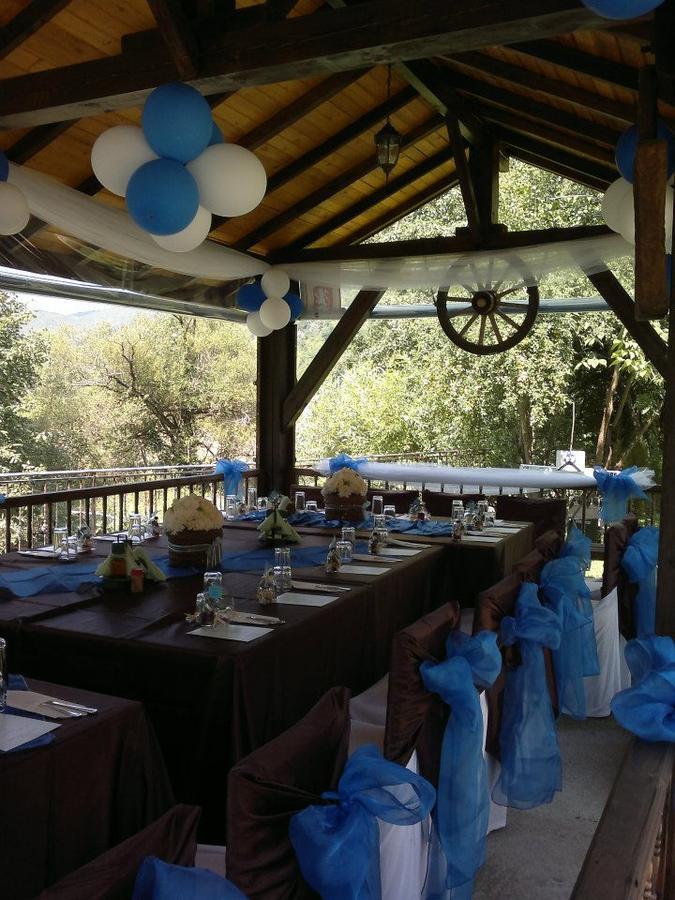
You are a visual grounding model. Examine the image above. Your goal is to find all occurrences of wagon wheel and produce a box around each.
[435,257,539,355]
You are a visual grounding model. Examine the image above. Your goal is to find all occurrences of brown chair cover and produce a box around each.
[383,602,461,787]
[512,549,547,583]
[226,686,351,900]
[421,490,485,517]
[473,573,558,757]
[495,495,567,538]
[603,514,640,639]
[534,529,564,561]
[38,805,200,900]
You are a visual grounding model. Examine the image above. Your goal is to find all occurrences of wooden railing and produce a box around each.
[572,738,674,900]
[0,469,259,553]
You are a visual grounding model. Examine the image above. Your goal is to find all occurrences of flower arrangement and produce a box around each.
[163,494,223,533]
[321,467,368,499]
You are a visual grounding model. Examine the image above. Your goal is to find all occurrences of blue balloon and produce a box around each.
[0,150,8,183]
[616,121,675,183]
[142,83,212,163]
[126,158,199,236]
[237,281,266,312]
[583,0,664,19]
[284,292,304,320]
[208,122,225,146]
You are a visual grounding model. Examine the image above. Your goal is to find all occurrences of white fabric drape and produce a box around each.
[584,587,631,717]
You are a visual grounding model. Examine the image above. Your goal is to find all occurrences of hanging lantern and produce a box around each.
[374,66,401,180]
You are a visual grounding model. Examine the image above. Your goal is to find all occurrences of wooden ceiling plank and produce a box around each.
[511,39,639,93]
[0,0,609,127]
[146,0,200,79]
[0,0,73,64]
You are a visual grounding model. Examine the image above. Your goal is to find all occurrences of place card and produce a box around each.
[377,547,423,557]
[291,580,350,593]
[188,623,273,642]
[350,553,396,563]
[6,690,84,719]
[339,565,391,576]
[460,534,503,543]
[274,592,338,607]
[0,713,60,753]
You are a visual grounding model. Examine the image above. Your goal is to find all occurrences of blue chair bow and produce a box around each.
[420,631,501,898]
[214,459,250,498]
[132,856,247,899]
[328,453,368,474]
[621,526,659,639]
[560,525,592,570]
[593,466,649,525]
[290,744,435,900]
[540,556,599,720]
[493,583,562,810]
[611,636,675,743]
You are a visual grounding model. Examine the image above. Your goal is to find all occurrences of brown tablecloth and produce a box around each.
[0,679,174,899]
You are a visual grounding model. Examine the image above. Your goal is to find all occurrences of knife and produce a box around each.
[45,699,98,714]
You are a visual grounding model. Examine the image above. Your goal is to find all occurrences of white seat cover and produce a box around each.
[584,587,631,717]
[349,673,389,728]
[480,691,507,833]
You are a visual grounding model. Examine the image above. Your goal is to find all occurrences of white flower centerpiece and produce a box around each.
[321,467,368,523]
[163,493,224,568]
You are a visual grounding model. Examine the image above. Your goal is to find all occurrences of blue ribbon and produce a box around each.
[420,631,501,897]
[214,459,250,498]
[593,466,648,525]
[132,857,247,899]
[621,526,659,639]
[3,674,56,752]
[560,524,591,570]
[611,636,675,743]
[540,556,599,719]
[290,743,435,900]
[328,453,368,474]
[0,493,5,503]
[493,583,562,810]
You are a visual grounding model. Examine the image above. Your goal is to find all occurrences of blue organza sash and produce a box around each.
[540,556,599,719]
[214,459,250,498]
[621,526,659,639]
[593,465,648,525]
[611,636,675,743]
[290,744,435,900]
[132,857,247,899]
[329,453,368,474]
[420,631,502,898]
[493,582,562,809]
[560,525,591,569]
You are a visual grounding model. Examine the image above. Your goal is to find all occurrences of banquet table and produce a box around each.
[0,521,532,841]
[0,678,174,900]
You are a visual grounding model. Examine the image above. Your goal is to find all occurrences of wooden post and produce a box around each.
[656,258,675,638]
[256,324,296,496]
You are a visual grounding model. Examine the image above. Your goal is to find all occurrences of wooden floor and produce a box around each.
[475,716,630,900]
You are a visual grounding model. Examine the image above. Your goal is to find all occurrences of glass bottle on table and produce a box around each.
[127,512,144,543]
[225,495,238,520]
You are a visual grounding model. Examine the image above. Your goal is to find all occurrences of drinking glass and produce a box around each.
[375,527,389,547]
[274,547,292,591]
[373,514,386,530]
[336,540,352,563]
[0,637,7,711]
[225,495,238,520]
[340,526,356,560]
[247,486,258,510]
[383,504,396,520]
[258,497,269,511]
[306,500,319,512]
[203,571,233,614]
[294,491,306,512]
[371,495,384,516]
[127,512,144,543]
[52,526,68,558]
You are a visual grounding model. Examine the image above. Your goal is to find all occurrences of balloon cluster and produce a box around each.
[602,121,675,276]
[237,268,303,336]
[581,0,664,18]
[0,151,30,235]
[91,83,267,253]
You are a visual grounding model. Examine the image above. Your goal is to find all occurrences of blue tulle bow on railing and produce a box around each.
[593,465,650,525]
[560,524,592,570]
[540,556,599,719]
[214,459,250,498]
[132,856,247,899]
[328,453,368,474]
[419,630,501,898]
[0,493,5,503]
[611,636,675,743]
[493,582,562,810]
[289,743,435,900]
[621,526,659,639]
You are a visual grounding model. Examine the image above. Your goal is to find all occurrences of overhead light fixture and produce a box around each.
[375,65,401,180]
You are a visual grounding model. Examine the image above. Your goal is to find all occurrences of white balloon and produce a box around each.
[0,181,30,235]
[259,296,291,330]
[91,125,157,197]
[616,185,635,244]
[246,311,273,337]
[151,205,212,252]
[187,143,267,217]
[261,268,290,299]
[602,178,632,234]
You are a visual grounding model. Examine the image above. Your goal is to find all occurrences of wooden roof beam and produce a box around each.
[0,0,73,64]
[510,39,639,93]
[235,113,445,250]
[0,0,609,127]
[146,0,200,80]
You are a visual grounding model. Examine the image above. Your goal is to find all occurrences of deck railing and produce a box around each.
[572,738,674,900]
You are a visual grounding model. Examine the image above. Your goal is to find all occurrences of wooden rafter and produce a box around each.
[146,0,200,80]
[235,114,445,249]
[0,0,608,128]
[498,129,617,186]
[0,0,72,63]
[511,39,639,93]
[505,145,611,192]
[282,290,385,428]
[6,121,72,164]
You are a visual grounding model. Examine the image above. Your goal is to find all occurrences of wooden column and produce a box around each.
[469,136,501,232]
[256,324,296,496]
[656,274,675,637]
